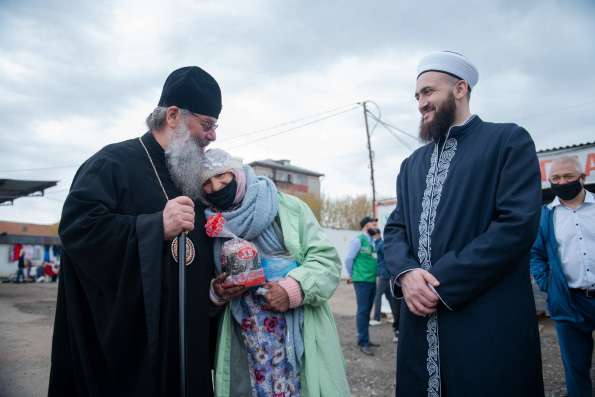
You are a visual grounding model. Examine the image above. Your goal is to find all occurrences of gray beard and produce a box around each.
[165,123,206,200]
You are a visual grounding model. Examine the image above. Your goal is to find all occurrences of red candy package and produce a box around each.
[206,213,266,288]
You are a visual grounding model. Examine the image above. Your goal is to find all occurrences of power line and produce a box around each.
[219,103,359,142]
[379,123,415,151]
[1,104,360,173]
[227,105,360,149]
[366,112,419,142]
[360,101,381,137]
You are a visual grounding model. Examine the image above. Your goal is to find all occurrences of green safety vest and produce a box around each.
[351,234,377,282]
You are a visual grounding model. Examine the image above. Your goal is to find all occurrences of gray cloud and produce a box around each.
[1,0,594,223]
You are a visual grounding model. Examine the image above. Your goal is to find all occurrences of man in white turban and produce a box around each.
[384,51,545,396]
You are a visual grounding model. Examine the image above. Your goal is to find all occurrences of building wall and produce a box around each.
[0,244,11,267]
[251,165,322,198]
[376,200,397,232]
[252,165,274,179]
[306,175,321,197]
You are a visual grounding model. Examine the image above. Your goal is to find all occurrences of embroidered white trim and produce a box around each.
[417,136,458,397]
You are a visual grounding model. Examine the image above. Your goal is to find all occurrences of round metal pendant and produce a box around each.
[171,238,196,266]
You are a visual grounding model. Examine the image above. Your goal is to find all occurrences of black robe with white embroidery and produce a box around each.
[384,116,544,397]
[48,132,216,397]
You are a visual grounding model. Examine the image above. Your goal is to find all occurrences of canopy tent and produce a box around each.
[0,178,58,205]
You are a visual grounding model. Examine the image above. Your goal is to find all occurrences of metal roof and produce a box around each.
[0,179,58,205]
[536,141,595,154]
[249,160,324,177]
[0,234,61,245]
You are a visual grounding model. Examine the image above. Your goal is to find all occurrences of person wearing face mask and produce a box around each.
[198,149,350,397]
[531,156,595,397]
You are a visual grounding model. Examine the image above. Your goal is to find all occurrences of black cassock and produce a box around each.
[384,116,544,397]
[49,132,216,397]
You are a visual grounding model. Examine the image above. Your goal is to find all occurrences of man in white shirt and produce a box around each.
[531,155,595,397]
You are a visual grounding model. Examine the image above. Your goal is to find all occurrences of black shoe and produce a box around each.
[368,341,380,347]
[359,345,374,356]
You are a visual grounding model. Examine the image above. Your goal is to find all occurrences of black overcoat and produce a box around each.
[49,132,216,397]
[384,116,544,397]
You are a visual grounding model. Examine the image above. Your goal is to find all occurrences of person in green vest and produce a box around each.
[345,216,380,355]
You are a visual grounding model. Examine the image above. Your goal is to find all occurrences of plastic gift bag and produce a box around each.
[260,255,299,282]
[205,213,266,287]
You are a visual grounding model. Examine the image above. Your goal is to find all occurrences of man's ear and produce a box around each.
[453,80,469,100]
[165,106,181,129]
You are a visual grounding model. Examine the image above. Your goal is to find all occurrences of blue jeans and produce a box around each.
[555,290,595,397]
[353,281,376,346]
[372,277,400,335]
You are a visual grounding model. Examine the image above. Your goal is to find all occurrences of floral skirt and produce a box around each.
[238,292,301,397]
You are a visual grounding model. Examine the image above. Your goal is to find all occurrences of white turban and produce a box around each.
[417,51,479,88]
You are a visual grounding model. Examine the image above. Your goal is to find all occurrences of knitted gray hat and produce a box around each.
[198,148,243,189]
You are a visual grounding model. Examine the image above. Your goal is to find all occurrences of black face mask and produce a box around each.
[367,228,380,237]
[551,179,583,201]
[205,179,238,210]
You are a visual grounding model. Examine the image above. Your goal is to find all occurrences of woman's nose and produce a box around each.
[212,180,225,192]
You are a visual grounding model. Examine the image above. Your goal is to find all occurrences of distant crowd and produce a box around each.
[12,251,59,283]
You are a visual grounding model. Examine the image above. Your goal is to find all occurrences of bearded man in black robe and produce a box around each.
[48,66,225,396]
[384,51,545,396]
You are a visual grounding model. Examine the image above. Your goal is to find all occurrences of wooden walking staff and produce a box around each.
[178,232,187,397]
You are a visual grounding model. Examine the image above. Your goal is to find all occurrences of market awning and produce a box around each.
[0,179,58,205]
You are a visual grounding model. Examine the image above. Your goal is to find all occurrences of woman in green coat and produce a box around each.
[198,148,350,397]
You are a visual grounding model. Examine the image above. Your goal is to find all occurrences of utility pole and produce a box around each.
[362,101,377,217]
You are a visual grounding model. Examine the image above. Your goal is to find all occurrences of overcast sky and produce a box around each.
[1,0,594,224]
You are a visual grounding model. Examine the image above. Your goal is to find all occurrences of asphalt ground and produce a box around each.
[0,282,593,396]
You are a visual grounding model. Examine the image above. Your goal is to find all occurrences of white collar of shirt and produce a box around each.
[548,190,594,210]
[452,114,477,129]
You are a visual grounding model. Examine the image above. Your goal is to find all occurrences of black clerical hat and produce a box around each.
[158,66,222,118]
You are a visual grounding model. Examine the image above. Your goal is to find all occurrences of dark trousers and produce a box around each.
[372,277,400,335]
[15,268,24,283]
[353,281,376,346]
[555,290,595,397]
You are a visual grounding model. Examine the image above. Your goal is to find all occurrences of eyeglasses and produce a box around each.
[190,112,218,132]
[550,173,581,184]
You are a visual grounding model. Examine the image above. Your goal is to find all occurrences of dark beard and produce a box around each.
[419,93,456,143]
[165,123,206,200]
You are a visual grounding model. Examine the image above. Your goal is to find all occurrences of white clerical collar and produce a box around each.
[449,114,477,132]
[458,114,477,127]
[548,190,594,209]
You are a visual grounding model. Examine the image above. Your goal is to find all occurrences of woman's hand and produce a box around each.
[212,272,246,301]
[261,282,290,312]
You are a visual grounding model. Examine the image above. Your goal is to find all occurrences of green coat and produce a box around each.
[213,192,351,397]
